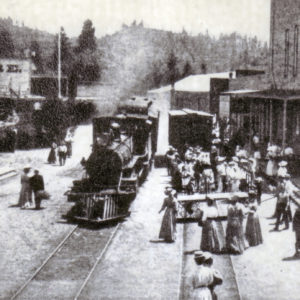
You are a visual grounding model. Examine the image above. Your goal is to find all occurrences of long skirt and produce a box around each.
[159,208,176,242]
[226,218,245,254]
[18,184,32,207]
[192,287,213,300]
[201,220,223,253]
[266,159,277,177]
[245,213,263,246]
[48,148,56,164]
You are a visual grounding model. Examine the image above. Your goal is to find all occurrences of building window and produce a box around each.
[293,25,299,77]
[284,29,290,78]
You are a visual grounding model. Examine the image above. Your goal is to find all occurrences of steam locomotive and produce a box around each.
[66,96,157,223]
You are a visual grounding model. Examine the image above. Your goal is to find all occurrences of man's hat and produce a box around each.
[217,156,226,162]
[232,156,239,162]
[24,164,31,170]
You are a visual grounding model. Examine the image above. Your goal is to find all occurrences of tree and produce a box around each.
[40,98,69,143]
[30,40,43,73]
[75,20,100,82]
[167,51,179,85]
[77,19,97,52]
[182,61,193,78]
[0,27,14,58]
[49,27,73,75]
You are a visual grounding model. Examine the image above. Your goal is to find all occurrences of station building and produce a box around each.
[219,0,300,155]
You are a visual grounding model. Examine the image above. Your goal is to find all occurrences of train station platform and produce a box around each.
[78,168,183,299]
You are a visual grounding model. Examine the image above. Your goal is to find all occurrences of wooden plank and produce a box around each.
[177,192,248,202]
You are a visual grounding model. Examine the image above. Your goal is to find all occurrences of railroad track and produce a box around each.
[179,222,242,300]
[11,223,121,300]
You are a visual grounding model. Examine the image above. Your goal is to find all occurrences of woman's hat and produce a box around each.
[217,156,226,162]
[232,156,239,162]
[255,177,263,182]
[231,195,239,202]
[194,251,212,264]
[240,158,248,164]
[279,161,288,167]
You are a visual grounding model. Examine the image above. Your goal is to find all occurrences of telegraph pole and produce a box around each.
[58,28,62,99]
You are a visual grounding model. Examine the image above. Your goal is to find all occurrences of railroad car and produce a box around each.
[66,96,157,224]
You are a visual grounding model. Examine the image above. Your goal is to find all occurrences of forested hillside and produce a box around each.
[0,17,269,97]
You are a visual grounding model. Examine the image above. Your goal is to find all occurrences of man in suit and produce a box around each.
[30,170,45,210]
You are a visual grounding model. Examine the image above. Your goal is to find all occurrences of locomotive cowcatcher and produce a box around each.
[66,96,158,223]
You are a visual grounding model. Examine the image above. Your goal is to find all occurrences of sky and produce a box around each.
[1,0,271,42]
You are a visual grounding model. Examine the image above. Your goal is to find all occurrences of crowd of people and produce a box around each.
[165,144,260,197]
[159,122,300,298]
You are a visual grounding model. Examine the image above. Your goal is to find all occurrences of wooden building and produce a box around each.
[169,109,213,153]
[219,0,300,155]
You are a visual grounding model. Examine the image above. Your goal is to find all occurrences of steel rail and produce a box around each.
[10,225,78,300]
[74,222,121,300]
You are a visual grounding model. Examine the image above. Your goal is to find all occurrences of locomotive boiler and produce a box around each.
[66,96,157,224]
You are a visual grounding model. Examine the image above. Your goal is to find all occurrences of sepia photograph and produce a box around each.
[0,0,299,299]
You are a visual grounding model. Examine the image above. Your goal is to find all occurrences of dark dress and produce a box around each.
[200,206,223,253]
[225,204,246,254]
[48,143,57,164]
[293,208,300,251]
[245,203,263,246]
[159,197,177,242]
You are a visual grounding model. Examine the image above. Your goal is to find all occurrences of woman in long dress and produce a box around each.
[225,196,246,254]
[245,195,263,247]
[200,198,223,253]
[47,142,57,164]
[18,166,31,209]
[158,190,177,242]
[190,251,223,300]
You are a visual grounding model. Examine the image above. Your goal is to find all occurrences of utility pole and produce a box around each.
[58,28,62,99]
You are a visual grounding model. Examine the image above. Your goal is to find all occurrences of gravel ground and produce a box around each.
[79,168,183,300]
[230,194,300,300]
[0,125,92,300]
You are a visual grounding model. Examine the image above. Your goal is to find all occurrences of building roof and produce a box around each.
[222,89,260,95]
[148,72,236,94]
[221,89,300,101]
[174,72,236,92]
[169,108,213,117]
[241,89,300,101]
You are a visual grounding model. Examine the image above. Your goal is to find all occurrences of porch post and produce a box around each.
[282,99,287,151]
[269,100,273,144]
[249,99,253,151]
